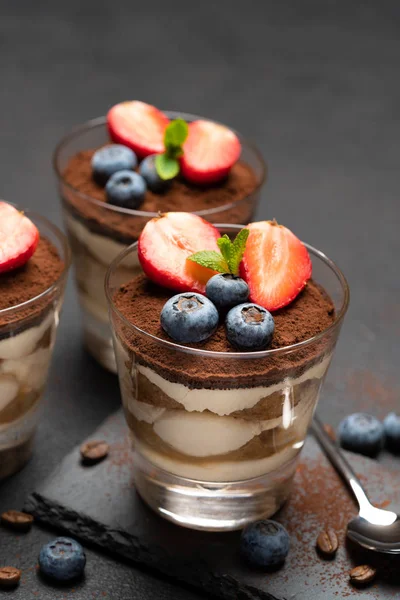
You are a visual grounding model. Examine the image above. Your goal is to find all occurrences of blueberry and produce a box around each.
[39,537,86,582]
[139,154,170,193]
[161,293,219,343]
[225,303,274,350]
[241,520,290,568]
[206,274,249,309]
[105,170,146,209]
[91,145,137,185]
[338,413,384,457]
[383,412,400,453]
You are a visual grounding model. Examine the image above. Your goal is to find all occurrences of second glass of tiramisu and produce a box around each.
[54,101,266,372]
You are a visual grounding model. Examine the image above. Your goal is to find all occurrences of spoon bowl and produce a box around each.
[312,415,400,555]
[347,513,400,554]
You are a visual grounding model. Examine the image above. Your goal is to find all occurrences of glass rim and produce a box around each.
[105,224,350,360]
[52,112,267,219]
[0,210,71,318]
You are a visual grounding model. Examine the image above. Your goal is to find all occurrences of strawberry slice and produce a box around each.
[240,220,312,311]
[107,101,170,158]
[180,120,241,185]
[138,212,220,294]
[0,202,39,274]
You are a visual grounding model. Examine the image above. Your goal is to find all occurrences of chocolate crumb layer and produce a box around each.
[113,275,336,388]
[0,237,64,330]
[61,147,261,243]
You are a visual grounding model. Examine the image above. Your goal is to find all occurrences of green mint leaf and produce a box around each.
[187,251,229,273]
[167,146,184,160]
[217,235,232,265]
[228,228,250,275]
[155,154,180,180]
[164,119,189,152]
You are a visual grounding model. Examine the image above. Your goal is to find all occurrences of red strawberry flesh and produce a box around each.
[181,120,241,185]
[138,212,220,294]
[107,101,170,158]
[0,202,40,274]
[240,220,312,311]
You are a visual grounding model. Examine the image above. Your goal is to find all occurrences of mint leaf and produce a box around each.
[217,235,232,265]
[228,228,249,275]
[155,119,189,181]
[164,119,189,152]
[187,251,229,273]
[188,229,249,276]
[155,154,180,180]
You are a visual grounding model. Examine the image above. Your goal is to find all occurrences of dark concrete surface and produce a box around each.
[0,0,399,598]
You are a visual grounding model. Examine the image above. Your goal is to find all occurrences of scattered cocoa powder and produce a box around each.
[278,445,400,597]
[113,274,336,387]
[61,147,262,243]
[324,423,337,441]
[0,237,65,330]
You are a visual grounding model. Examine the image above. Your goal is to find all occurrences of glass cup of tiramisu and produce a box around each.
[53,101,266,372]
[0,202,70,480]
[106,213,349,531]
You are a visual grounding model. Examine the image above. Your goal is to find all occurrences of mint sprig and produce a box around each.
[188,229,249,276]
[155,119,189,180]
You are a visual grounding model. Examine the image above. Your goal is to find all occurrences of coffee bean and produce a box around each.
[323,424,336,442]
[1,510,34,532]
[80,440,109,464]
[0,566,21,588]
[316,528,339,557]
[349,565,377,586]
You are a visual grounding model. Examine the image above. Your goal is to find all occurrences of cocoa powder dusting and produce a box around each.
[0,237,64,329]
[278,446,400,597]
[62,147,261,242]
[113,274,336,387]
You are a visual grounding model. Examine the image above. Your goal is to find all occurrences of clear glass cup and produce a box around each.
[105,225,349,531]
[0,212,70,480]
[53,114,266,373]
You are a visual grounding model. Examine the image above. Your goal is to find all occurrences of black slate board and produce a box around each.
[25,410,400,600]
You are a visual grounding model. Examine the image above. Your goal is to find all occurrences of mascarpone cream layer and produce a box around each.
[0,346,53,412]
[66,213,140,324]
[136,353,331,417]
[128,383,315,459]
[1,347,52,390]
[78,289,110,324]
[0,312,54,360]
[0,399,41,449]
[130,401,282,457]
[65,213,139,268]
[0,376,19,413]
[136,438,300,482]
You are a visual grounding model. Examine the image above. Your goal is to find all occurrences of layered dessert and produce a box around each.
[55,101,265,370]
[107,212,347,528]
[0,202,68,479]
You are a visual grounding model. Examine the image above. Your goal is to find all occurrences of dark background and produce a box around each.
[0,1,399,598]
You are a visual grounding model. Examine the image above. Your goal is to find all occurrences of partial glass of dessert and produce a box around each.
[106,212,349,531]
[0,202,70,480]
[54,101,266,372]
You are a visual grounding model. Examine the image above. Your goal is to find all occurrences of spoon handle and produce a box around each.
[311,415,372,510]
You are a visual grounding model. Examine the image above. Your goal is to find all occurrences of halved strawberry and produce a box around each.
[180,120,241,185]
[240,220,312,311]
[107,101,170,158]
[138,212,220,293]
[0,202,40,274]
